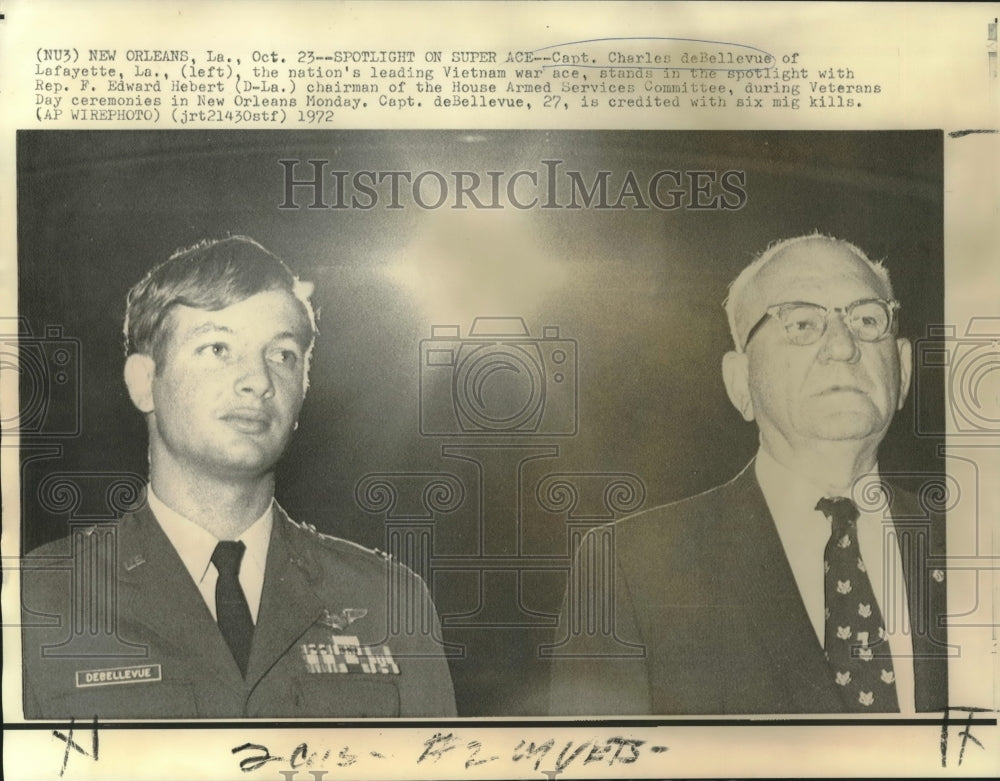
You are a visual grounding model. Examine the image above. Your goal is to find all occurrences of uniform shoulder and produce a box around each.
[279,515,433,595]
[23,535,73,559]
[280,514,397,568]
[23,512,148,561]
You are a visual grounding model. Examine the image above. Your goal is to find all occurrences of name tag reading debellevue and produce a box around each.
[75,664,163,687]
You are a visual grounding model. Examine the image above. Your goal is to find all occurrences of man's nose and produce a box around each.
[235,354,275,398]
[818,312,861,363]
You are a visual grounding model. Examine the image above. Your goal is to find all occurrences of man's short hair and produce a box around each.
[123,236,318,367]
[723,232,894,351]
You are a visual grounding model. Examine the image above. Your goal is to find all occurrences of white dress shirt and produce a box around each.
[754,449,916,713]
[146,486,273,623]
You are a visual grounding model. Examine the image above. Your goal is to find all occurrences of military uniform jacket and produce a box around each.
[22,503,457,719]
[549,462,949,715]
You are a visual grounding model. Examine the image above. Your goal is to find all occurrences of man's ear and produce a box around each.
[896,337,913,410]
[124,353,156,414]
[722,350,755,421]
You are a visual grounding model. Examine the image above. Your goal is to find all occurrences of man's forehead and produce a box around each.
[747,240,890,305]
[731,239,893,347]
[170,290,312,344]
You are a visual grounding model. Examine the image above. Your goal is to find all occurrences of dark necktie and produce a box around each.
[211,541,254,677]
[817,496,899,712]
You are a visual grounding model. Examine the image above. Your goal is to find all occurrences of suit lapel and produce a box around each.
[889,487,949,711]
[729,465,846,712]
[117,504,245,686]
[734,470,948,713]
[245,507,326,689]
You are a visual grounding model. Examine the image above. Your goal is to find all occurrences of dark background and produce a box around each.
[15,130,944,715]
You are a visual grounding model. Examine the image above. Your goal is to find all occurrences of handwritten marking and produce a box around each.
[234,733,668,776]
[232,742,282,773]
[336,747,357,767]
[554,740,592,774]
[513,738,556,772]
[940,706,990,767]
[606,736,647,763]
[416,732,459,763]
[531,36,776,73]
[52,717,99,777]
[464,739,499,768]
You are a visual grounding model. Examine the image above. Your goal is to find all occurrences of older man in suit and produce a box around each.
[549,234,948,715]
[22,236,456,718]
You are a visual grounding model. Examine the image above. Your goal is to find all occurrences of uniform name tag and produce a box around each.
[75,664,162,688]
[300,635,399,675]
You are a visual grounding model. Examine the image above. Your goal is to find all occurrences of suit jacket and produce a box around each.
[22,503,456,719]
[548,462,949,715]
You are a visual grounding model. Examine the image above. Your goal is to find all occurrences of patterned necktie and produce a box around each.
[211,541,254,677]
[817,496,899,712]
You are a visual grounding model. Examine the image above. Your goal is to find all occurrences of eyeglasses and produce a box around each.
[742,298,900,352]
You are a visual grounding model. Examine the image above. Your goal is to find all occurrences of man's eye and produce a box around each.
[201,343,230,358]
[268,348,299,368]
[789,317,821,332]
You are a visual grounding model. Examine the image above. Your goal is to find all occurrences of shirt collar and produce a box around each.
[146,486,273,586]
[754,447,884,530]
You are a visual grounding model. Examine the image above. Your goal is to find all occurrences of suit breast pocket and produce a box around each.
[292,676,400,717]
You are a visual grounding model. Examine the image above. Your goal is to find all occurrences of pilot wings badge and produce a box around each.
[319,607,369,631]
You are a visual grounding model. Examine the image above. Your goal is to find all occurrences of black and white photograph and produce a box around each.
[2,3,997,779]
[16,129,948,718]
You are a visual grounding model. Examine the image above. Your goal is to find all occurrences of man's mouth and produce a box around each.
[220,409,271,433]
[814,385,867,397]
